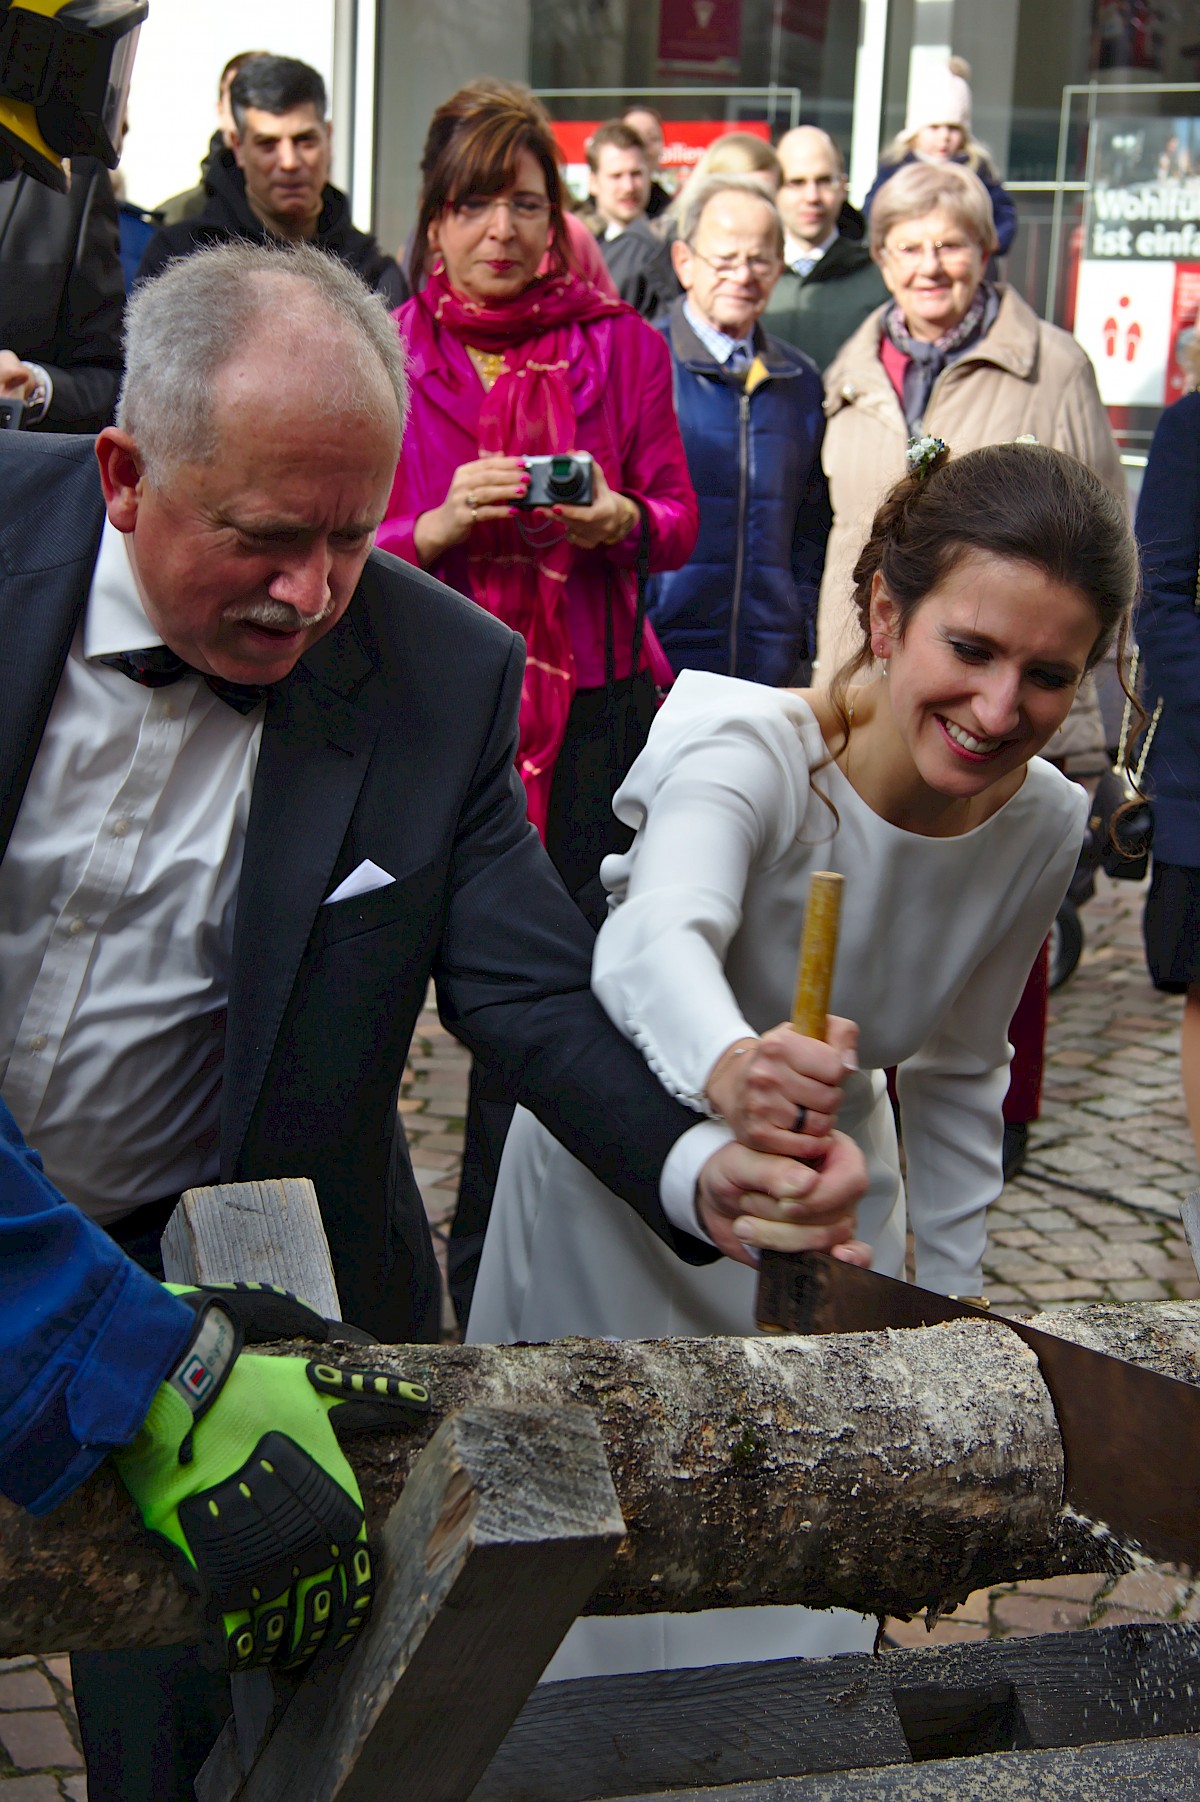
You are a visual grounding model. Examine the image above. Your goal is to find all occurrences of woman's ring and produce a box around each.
[467,491,478,512]
[793,1106,808,1134]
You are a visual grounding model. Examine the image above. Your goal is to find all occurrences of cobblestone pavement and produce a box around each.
[12,876,1200,1793]
[0,1657,84,1800]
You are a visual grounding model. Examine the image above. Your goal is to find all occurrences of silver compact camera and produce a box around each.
[517,451,594,509]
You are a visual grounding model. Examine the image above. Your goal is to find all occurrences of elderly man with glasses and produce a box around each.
[648,173,831,687]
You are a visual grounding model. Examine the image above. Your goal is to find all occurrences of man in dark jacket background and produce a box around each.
[580,120,677,320]
[763,127,887,372]
[651,175,830,687]
[137,55,407,306]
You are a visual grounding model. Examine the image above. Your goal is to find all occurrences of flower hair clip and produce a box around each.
[905,435,949,480]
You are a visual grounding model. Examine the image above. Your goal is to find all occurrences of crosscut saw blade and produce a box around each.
[756,1249,1200,1569]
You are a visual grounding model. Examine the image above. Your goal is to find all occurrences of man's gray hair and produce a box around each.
[679,173,785,254]
[118,242,408,485]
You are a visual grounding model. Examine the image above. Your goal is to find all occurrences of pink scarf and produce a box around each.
[419,267,632,836]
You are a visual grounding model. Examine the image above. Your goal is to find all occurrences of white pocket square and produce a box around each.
[323,859,396,905]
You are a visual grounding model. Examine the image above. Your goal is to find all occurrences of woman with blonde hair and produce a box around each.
[659,131,782,240]
[688,130,782,189]
[863,58,1017,255]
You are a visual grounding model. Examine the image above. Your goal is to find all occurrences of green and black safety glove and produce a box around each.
[163,1280,378,1347]
[112,1298,430,1673]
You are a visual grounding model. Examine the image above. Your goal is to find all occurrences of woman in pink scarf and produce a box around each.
[379,80,697,1322]
[379,79,697,914]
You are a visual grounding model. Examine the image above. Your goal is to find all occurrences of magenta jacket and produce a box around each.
[379,302,698,690]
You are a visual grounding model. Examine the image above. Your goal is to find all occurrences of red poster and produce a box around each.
[1166,264,1200,403]
[659,118,769,173]
[657,0,742,64]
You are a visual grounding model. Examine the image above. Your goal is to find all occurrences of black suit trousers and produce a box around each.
[448,673,654,1323]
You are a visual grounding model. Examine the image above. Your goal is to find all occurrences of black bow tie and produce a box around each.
[99,646,269,715]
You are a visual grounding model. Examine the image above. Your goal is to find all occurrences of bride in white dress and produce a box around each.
[468,440,1137,1677]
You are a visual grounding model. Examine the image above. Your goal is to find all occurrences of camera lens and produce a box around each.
[546,455,585,502]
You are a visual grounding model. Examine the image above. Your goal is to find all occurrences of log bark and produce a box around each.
[5,1301,1199,1657]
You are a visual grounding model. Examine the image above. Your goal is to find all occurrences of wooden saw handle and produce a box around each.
[755,871,845,1335]
[790,871,844,1042]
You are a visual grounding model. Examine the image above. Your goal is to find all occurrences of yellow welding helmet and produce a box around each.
[0,0,147,190]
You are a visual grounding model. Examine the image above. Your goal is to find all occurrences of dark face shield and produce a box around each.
[0,0,147,190]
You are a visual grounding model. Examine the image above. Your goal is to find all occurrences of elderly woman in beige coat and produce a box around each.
[816,158,1124,1176]
[818,161,1123,685]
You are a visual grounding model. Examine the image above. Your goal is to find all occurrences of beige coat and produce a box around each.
[816,286,1125,761]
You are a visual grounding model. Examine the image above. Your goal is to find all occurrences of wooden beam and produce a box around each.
[160,1177,342,1320]
[198,1403,624,1802]
[597,1733,1200,1799]
[472,1622,1200,1801]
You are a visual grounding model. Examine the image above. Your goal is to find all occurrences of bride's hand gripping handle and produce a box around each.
[704,875,857,1160]
[697,873,871,1271]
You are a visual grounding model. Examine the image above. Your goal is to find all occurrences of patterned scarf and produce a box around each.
[418,266,632,835]
[883,281,999,432]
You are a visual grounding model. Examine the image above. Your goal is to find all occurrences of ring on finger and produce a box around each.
[793,1106,808,1134]
[467,491,478,513]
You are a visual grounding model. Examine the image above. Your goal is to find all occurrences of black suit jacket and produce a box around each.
[0,159,124,432]
[0,435,711,1340]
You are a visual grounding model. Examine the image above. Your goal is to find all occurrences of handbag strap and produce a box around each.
[630,505,650,677]
[603,505,651,692]
[603,507,652,786]
[1117,644,1163,787]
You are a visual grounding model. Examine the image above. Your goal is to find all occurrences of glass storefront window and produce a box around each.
[528,0,859,143]
[374,0,1200,449]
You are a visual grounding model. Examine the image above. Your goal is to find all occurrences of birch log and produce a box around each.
[5,1302,1200,1657]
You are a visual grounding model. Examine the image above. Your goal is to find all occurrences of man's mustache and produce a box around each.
[226,599,338,631]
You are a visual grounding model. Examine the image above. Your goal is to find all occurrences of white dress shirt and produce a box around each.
[784,228,839,277]
[0,520,263,1222]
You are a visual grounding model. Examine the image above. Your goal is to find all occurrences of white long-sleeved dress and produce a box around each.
[468,672,1086,1676]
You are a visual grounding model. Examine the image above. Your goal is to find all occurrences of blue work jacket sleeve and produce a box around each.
[0,1100,193,1515]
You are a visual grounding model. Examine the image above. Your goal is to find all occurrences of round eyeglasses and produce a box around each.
[881,236,978,268]
[690,247,781,280]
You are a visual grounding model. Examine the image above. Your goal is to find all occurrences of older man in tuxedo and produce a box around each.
[0,241,863,1800]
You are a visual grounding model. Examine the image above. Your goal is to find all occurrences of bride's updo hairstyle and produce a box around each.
[829,441,1138,746]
